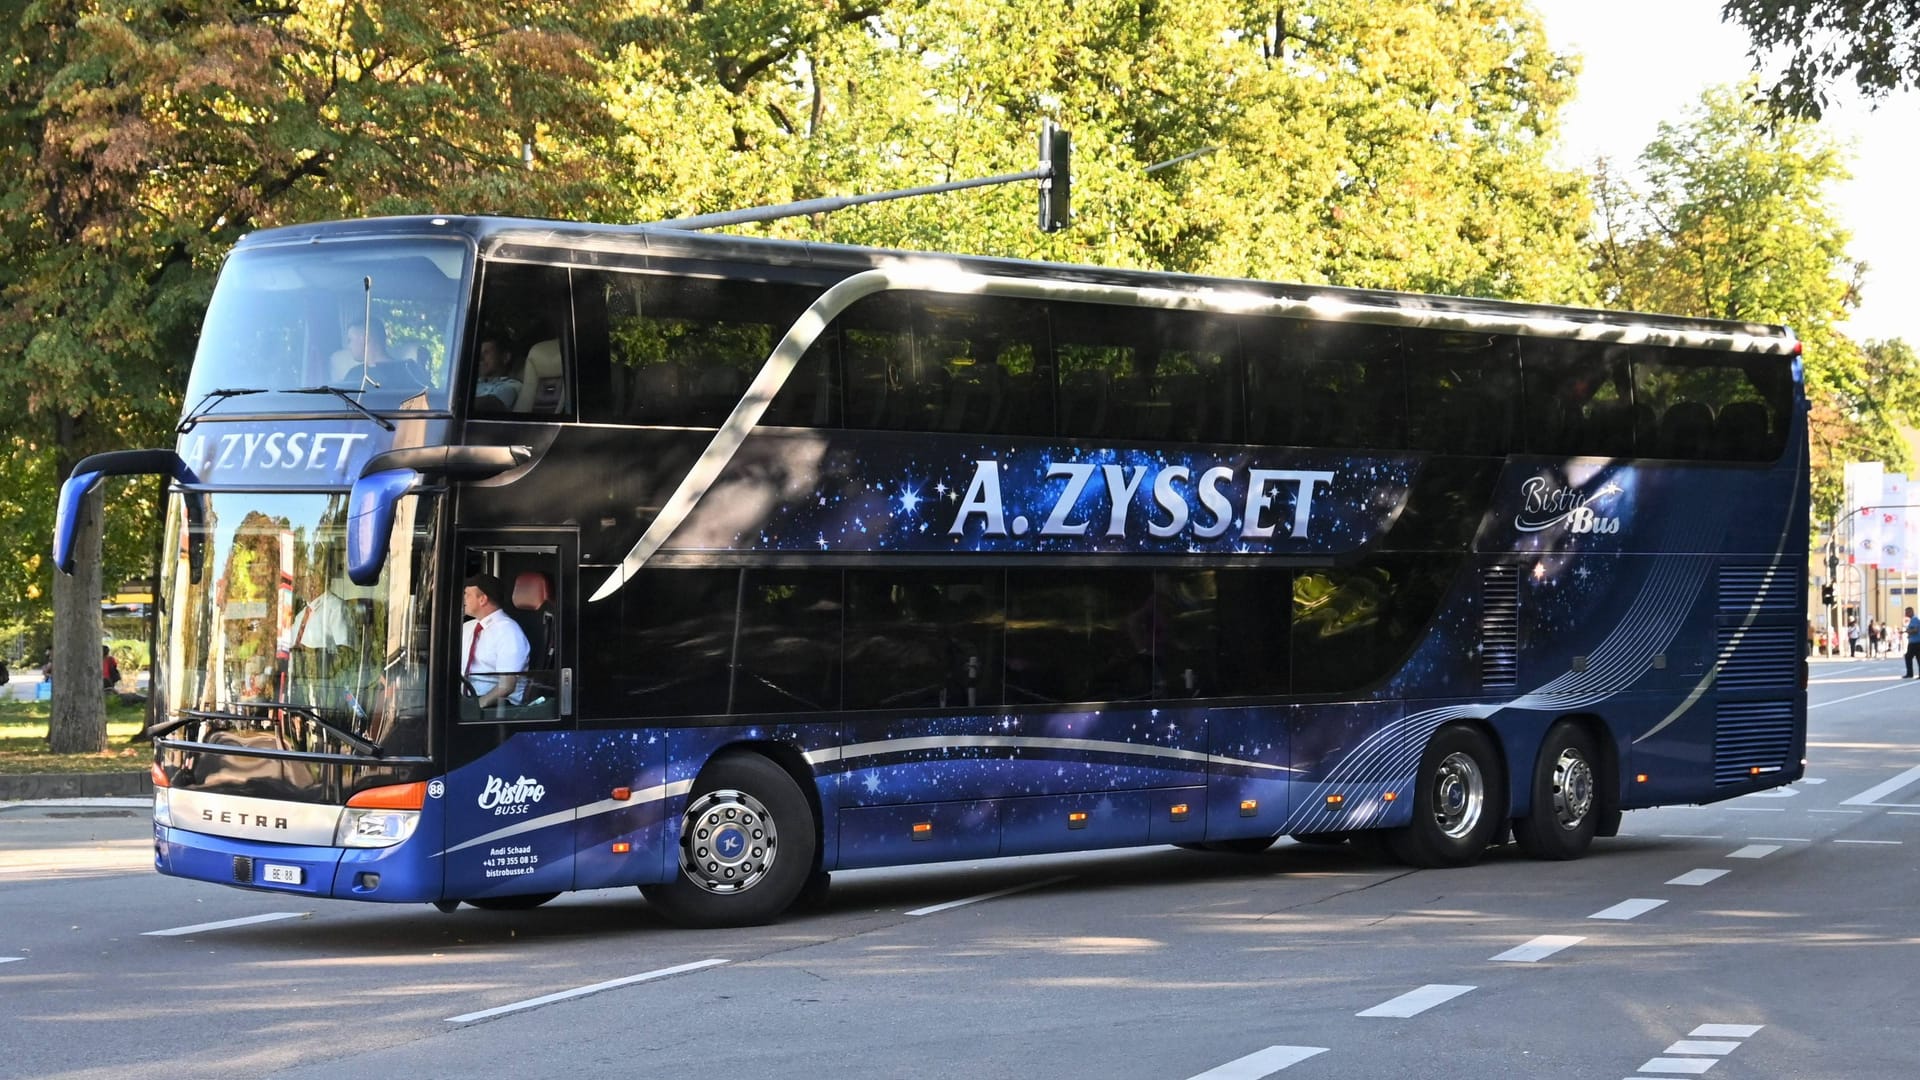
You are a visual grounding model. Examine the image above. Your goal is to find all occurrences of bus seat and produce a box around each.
[1060,369,1110,436]
[513,340,566,413]
[511,570,556,673]
[1580,401,1634,458]
[1715,401,1772,459]
[1659,400,1716,458]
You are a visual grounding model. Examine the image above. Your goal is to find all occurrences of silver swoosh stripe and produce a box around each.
[440,778,694,856]
[804,733,1291,774]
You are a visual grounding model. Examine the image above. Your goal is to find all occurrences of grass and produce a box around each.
[0,698,153,775]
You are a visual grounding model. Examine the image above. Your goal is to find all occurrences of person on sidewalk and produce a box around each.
[1905,607,1920,678]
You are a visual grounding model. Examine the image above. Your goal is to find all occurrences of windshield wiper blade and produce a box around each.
[178,388,268,433]
[283,386,397,431]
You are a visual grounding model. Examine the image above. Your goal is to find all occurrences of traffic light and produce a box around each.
[1039,121,1071,233]
[1822,582,1836,606]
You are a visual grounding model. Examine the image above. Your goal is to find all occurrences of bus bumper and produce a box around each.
[155,825,442,903]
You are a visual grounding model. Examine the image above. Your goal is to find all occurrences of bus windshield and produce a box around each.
[183,238,469,415]
[157,490,439,761]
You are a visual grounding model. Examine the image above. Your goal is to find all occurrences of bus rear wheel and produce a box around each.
[641,752,817,929]
[1388,725,1504,868]
[1513,722,1600,860]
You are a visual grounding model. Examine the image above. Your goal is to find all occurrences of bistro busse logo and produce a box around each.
[1514,476,1625,535]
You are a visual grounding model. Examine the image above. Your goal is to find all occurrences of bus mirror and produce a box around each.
[54,449,206,584]
[346,445,530,584]
[346,467,422,586]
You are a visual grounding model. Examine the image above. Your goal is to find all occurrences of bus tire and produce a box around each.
[1513,722,1599,860]
[466,892,559,911]
[642,752,817,929]
[1388,725,1504,868]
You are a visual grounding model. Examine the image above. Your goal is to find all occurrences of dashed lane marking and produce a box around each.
[1727,845,1780,859]
[1664,1040,1738,1055]
[142,912,309,937]
[1691,1024,1763,1037]
[1658,834,1724,840]
[1746,836,1811,842]
[1356,984,1475,1018]
[1182,1046,1329,1079]
[445,958,729,1023]
[1666,869,1729,886]
[1807,809,1864,815]
[1489,935,1583,963]
[1589,898,1667,920]
[1635,1055,1717,1074]
[1834,839,1902,845]
[904,875,1074,916]
[0,957,20,965]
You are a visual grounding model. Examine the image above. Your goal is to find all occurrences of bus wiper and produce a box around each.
[283,386,397,431]
[178,388,268,433]
[252,701,385,757]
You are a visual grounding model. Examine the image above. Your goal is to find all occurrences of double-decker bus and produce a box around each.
[56,215,1808,927]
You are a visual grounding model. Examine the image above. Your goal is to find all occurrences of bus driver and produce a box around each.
[460,573,530,710]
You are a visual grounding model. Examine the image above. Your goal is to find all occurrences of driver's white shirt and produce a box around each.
[461,608,530,704]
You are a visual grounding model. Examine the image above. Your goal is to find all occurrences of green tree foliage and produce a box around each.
[1723,0,1920,118]
[1588,81,1893,519]
[600,0,1594,302]
[0,0,618,749]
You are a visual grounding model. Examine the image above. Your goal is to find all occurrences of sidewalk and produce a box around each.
[0,771,152,803]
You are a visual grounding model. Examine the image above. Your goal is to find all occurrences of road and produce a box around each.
[1,658,1914,1080]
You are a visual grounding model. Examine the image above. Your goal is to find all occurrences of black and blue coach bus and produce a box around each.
[55,215,1808,926]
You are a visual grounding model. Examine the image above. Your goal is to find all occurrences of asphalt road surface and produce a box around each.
[2,657,1914,1080]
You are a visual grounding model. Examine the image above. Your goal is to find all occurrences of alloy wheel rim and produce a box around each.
[1550,749,1594,830]
[678,788,777,894]
[1432,751,1485,839]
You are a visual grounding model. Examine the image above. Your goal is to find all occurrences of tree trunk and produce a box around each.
[48,481,107,754]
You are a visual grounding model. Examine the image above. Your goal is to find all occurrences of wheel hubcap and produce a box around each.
[1431,751,1485,840]
[1549,748,1594,830]
[678,788,776,894]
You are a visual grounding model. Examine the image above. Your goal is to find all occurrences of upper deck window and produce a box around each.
[185,238,467,417]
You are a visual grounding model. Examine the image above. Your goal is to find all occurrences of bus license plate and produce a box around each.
[262,863,303,885]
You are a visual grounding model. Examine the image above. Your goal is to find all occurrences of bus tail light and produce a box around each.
[150,763,170,788]
[337,781,427,848]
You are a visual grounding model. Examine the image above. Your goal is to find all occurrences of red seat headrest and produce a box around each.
[512,571,551,611]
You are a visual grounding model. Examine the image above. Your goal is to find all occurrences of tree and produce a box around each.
[1723,0,1920,118]
[1588,81,1878,519]
[0,0,618,751]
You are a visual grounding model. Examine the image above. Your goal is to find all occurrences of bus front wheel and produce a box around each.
[1513,721,1599,860]
[1388,725,1505,868]
[642,752,817,929]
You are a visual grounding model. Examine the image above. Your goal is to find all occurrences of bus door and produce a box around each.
[443,532,579,900]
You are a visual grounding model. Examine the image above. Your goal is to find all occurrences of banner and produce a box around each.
[1884,473,1907,573]
[1845,461,1885,566]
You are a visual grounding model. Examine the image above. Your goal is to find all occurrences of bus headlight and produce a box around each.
[335,808,420,848]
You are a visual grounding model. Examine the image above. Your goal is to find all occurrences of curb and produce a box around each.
[0,772,152,801]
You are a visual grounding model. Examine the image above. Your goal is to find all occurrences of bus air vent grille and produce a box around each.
[1719,565,1796,614]
[1714,699,1795,785]
[1481,564,1520,689]
[1715,624,1800,689]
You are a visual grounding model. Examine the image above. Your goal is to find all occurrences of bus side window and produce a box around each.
[580,568,736,719]
[472,260,574,419]
[1633,346,1787,462]
[1246,320,1405,450]
[844,571,1004,709]
[1403,330,1519,455]
[1518,339,1635,457]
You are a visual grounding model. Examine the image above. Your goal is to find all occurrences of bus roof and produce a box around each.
[236,214,1799,352]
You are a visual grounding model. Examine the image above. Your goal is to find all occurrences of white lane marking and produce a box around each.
[1356,984,1475,1017]
[1666,869,1729,886]
[1658,834,1724,840]
[1590,898,1667,920]
[1811,682,1916,710]
[0,957,20,964]
[1801,778,1827,785]
[1691,1024,1763,1037]
[1183,1046,1328,1079]
[1807,809,1863,815]
[1889,811,1920,816]
[1665,1040,1739,1055]
[1746,836,1811,842]
[142,912,308,937]
[1489,934,1583,963]
[1636,1056,1717,1074]
[1834,839,1903,845]
[1719,807,1785,813]
[445,958,728,1023]
[1727,845,1780,859]
[905,875,1074,916]
[1841,764,1920,805]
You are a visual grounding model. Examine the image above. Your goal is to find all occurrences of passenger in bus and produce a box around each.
[334,316,426,390]
[472,334,522,414]
[461,573,530,708]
